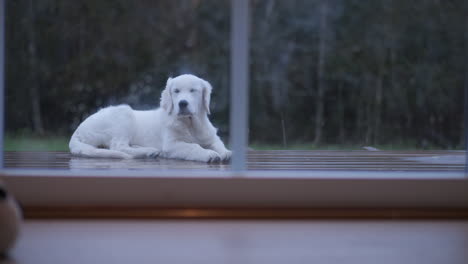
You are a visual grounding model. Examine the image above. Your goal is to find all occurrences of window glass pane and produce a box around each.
[249,0,466,174]
[5,0,231,170]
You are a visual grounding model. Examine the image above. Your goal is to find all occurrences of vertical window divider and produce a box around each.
[0,0,5,169]
[465,11,468,176]
[465,70,468,176]
[230,0,250,172]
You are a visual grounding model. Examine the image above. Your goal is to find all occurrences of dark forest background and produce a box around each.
[5,0,468,149]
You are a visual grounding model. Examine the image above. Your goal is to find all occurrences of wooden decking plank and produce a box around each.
[3,150,465,172]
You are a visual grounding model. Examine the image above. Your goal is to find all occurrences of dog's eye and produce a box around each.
[174,89,180,94]
[190,88,196,93]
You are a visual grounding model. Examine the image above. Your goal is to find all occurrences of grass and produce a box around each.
[4,134,69,151]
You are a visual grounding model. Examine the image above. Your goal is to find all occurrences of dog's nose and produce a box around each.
[179,100,188,109]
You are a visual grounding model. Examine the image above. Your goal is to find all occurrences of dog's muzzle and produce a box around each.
[178,100,192,116]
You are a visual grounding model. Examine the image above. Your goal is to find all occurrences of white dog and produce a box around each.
[69,74,231,163]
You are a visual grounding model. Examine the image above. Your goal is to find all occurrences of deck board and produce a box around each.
[3,150,466,171]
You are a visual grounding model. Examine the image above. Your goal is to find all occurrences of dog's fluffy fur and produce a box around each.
[69,74,231,163]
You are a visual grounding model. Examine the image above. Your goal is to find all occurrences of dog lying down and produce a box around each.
[69,74,231,163]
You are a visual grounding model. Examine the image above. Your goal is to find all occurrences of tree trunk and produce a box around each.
[356,88,364,143]
[364,75,373,145]
[374,69,383,145]
[281,112,287,148]
[313,0,328,146]
[28,0,44,135]
[337,82,345,144]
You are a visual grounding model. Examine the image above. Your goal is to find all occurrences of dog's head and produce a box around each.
[161,74,212,117]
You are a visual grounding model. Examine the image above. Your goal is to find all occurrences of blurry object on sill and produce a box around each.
[0,181,22,256]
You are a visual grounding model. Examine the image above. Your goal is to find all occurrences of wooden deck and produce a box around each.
[3,150,466,172]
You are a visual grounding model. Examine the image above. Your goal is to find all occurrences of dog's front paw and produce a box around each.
[219,150,232,162]
[131,147,161,159]
[146,150,161,159]
[205,150,222,163]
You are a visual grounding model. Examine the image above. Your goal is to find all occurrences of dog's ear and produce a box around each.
[202,80,212,115]
[161,77,174,114]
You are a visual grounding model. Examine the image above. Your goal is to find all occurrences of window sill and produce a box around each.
[3,169,468,210]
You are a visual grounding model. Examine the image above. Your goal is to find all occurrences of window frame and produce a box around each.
[1,0,468,210]
[2,170,468,208]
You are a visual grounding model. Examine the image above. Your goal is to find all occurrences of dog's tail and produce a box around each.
[69,135,131,159]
